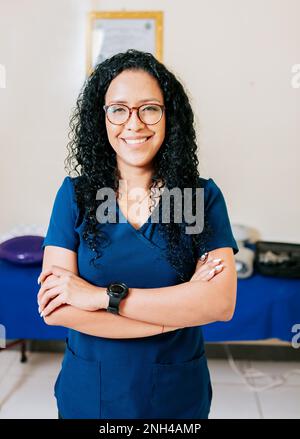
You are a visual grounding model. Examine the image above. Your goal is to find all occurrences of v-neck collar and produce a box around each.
[116,192,163,234]
[116,200,152,233]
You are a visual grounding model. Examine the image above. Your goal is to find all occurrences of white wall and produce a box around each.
[1,0,299,242]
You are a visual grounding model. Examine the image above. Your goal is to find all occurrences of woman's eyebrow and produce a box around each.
[108,98,162,104]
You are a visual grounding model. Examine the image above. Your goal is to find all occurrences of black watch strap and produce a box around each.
[107,294,121,314]
[106,282,129,315]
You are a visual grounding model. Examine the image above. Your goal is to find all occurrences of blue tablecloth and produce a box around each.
[202,272,300,343]
[0,259,67,340]
[1,259,299,342]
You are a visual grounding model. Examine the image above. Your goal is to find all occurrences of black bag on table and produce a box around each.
[254,240,300,278]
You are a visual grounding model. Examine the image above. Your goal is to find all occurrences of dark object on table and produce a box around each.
[254,240,300,278]
[0,235,44,265]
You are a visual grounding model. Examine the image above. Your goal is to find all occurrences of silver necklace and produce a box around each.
[117,180,165,207]
[117,188,151,205]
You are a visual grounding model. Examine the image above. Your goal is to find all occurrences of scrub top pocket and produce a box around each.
[150,354,212,419]
[100,361,153,419]
[55,339,101,419]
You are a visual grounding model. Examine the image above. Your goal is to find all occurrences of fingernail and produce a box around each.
[38,307,41,313]
[213,258,222,263]
[215,264,224,270]
[37,277,41,285]
[209,268,216,275]
[200,252,208,260]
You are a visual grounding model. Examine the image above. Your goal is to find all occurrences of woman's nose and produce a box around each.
[125,109,145,129]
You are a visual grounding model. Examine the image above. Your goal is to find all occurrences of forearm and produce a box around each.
[44,305,183,338]
[117,274,236,327]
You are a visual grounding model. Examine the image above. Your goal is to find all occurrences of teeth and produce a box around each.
[123,137,149,144]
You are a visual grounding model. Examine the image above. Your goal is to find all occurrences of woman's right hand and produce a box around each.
[189,254,224,282]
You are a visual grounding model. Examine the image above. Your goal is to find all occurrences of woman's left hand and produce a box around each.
[37,265,105,317]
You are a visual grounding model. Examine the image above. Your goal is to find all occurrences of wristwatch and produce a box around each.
[106,281,129,315]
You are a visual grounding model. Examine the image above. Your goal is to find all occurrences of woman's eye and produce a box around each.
[111,107,125,113]
[142,106,159,112]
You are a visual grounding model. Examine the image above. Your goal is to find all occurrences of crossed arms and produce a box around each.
[39,246,237,339]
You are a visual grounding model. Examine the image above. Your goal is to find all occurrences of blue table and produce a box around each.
[1,259,299,343]
[202,272,300,343]
[0,259,67,340]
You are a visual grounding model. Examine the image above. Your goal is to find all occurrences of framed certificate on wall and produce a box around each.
[86,11,163,75]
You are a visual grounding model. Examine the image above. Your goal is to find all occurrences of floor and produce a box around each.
[0,350,299,419]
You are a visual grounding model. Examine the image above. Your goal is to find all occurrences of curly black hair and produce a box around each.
[64,49,213,282]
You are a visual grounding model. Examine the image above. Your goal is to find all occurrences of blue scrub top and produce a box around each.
[42,176,239,419]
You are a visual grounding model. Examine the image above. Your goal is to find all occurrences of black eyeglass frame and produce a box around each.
[103,103,166,125]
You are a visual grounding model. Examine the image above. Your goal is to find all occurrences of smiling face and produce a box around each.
[104,69,166,171]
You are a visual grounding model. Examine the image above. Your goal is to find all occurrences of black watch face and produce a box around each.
[110,283,127,297]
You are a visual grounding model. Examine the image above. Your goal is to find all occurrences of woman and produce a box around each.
[37,49,239,419]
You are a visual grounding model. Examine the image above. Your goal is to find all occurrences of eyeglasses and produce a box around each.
[103,103,165,125]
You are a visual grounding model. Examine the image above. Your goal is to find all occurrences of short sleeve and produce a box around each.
[41,176,79,252]
[200,178,239,256]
